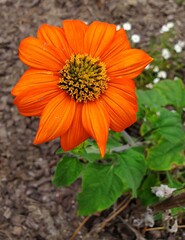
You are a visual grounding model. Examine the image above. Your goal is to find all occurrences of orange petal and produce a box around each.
[62,20,87,54]
[19,37,66,71]
[102,80,137,132]
[13,83,61,116]
[11,68,60,96]
[105,49,153,79]
[82,101,110,157]
[101,28,131,61]
[108,77,138,106]
[34,93,76,144]
[37,24,73,59]
[84,21,116,57]
[60,103,89,151]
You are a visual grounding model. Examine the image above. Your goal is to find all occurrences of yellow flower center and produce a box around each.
[58,54,109,102]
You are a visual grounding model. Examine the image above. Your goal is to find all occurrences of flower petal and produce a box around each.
[34,93,76,144]
[84,21,116,57]
[37,24,73,59]
[19,37,66,71]
[105,49,153,79]
[101,28,131,61]
[62,20,87,54]
[60,103,89,151]
[13,83,61,116]
[82,101,110,157]
[11,68,60,96]
[109,77,137,105]
[102,79,137,131]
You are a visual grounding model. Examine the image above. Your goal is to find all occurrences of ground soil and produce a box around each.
[0,0,185,239]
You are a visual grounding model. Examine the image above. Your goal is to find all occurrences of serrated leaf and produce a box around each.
[147,139,185,171]
[154,79,185,112]
[137,88,167,109]
[52,156,83,187]
[141,108,184,143]
[77,163,127,216]
[137,79,185,118]
[115,148,146,197]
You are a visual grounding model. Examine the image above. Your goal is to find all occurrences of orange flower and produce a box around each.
[12,20,153,157]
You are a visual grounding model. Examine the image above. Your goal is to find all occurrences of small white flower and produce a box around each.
[156,111,161,116]
[158,70,167,79]
[153,78,160,84]
[166,22,174,29]
[177,40,185,48]
[131,34,141,43]
[145,83,153,89]
[160,24,169,33]
[145,64,150,70]
[123,22,132,31]
[174,76,179,80]
[174,43,182,53]
[151,184,176,198]
[153,66,159,72]
[116,24,122,31]
[162,48,171,59]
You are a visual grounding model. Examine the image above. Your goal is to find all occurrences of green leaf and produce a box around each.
[136,88,167,118]
[77,163,127,216]
[137,79,185,118]
[137,88,167,109]
[115,148,146,197]
[55,147,64,154]
[154,79,185,112]
[52,156,83,187]
[147,139,185,171]
[141,108,184,143]
[166,172,185,189]
[138,173,160,206]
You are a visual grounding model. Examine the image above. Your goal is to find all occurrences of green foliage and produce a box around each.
[52,78,185,216]
[115,148,146,198]
[52,156,83,187]
[138,79,185,172]
[137,79,185,117]
[138,173,159,206]
[140,108,183,143]
[154,79,185,113]
[147,139,185,170]
[77,162,126,215]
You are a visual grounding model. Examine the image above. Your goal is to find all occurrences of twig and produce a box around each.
[118,216,146,240]
[69,216,90,240]
[83,195,131,239]
[98,195,132,230]
[112,194,130,212]
[145,226,164,232]
[145,225,185,232]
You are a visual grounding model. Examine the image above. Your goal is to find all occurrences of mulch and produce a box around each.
[0,0,185,239]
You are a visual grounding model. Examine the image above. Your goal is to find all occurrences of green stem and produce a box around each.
[122,130,135,146]
[111,142,143,153]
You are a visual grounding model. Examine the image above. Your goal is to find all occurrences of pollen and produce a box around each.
[58,54,109,102]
